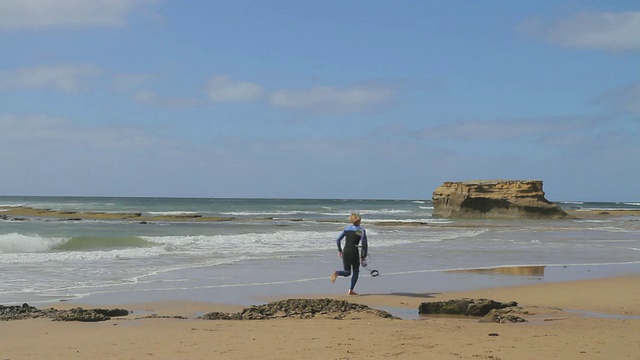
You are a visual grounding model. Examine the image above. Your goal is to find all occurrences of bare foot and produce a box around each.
[330,272,337,284]
[348,290,358,295]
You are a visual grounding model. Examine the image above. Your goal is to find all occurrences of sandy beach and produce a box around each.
[1,274,638,360]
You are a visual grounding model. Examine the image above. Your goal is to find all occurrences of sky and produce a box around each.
[0,1,639,201]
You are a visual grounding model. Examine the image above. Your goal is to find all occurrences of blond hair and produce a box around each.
[349,212,362,225]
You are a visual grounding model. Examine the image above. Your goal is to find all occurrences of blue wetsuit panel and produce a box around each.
[336,225,368,259]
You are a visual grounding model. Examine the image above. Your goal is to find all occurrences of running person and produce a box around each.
[331,212,368,295]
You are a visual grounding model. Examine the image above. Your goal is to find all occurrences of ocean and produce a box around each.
[1,196,639,306]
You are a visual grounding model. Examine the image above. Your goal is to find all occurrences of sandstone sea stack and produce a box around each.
[432,180,569,219]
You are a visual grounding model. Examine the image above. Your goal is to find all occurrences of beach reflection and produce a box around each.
[449,266,545,277]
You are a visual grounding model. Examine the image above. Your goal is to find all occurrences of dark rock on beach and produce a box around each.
[2,300,394,322]
[0,303,39,320]
[50,308,112,322]
[0,303,129,322]
[136,314,188,320]
[419,298,526,323]
[479,308,528,323]
[91,308,130,317]
[200,298,398,320]
[199,311,236,320]
[419,298,517,316]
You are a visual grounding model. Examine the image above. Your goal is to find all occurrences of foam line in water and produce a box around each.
[53,236,155,251]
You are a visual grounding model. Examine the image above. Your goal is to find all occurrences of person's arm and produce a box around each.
[336,230,346,255]
[360,228,368,260]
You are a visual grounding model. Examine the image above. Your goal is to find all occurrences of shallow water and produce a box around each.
[1,196,639,306]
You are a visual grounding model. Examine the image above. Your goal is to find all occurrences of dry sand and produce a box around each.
[1,275,639,360]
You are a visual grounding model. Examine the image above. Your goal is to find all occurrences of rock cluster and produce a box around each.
[3,299,528,324]
[418,298,527,323]
[0,303,129,322]
[199,298,398,320]
[432,180,569,219]
[479,308,528,323]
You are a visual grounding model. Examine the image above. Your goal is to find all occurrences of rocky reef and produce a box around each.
[0,303,129,322]
[2,298,531,324]
[200,298,525,323]
[199,298,397,320]
[432,180,569,219]
[418,298,527,323]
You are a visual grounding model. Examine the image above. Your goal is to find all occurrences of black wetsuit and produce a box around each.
[336,224,368,290]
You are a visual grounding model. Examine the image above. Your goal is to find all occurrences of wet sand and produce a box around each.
[1,275,638,359]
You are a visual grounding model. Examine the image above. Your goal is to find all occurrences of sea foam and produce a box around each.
[0,233,65,253]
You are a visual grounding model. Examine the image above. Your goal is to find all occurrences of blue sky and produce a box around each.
[0,1,638,201]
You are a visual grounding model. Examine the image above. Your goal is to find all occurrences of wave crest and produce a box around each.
[0,233,65,253]
[52,236,155,251]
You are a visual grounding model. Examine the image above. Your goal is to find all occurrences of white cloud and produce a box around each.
[132,90,160,105]
[269,83,394,113]
[205,75,264,103]
[113,73,156,92]
[0,113,155,148]
[0,0,159,29]
[132,90,200,109]
[598,82,640,115]
[416,116,601,141]
[204,76,395,112]
[0,65,101,92]
[518,11,640,52]
[0,114,70,141]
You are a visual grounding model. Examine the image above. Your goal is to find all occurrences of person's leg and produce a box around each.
[331,253,353,283]
[336,255,352,277]
[348,261,360,295]
[349,266,359,291]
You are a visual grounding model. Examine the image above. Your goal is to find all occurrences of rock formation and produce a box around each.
[418,298,517,317]
[418,298,527,323]
[432,180,569,219]
[0,303,129,322]
[199,298,398,320]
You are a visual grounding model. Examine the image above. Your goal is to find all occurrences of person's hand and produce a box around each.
[338,252,343,258]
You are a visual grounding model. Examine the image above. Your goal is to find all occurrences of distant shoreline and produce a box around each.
[2,205,638,223]
[565,209,640,219]
[0,205,241,223]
